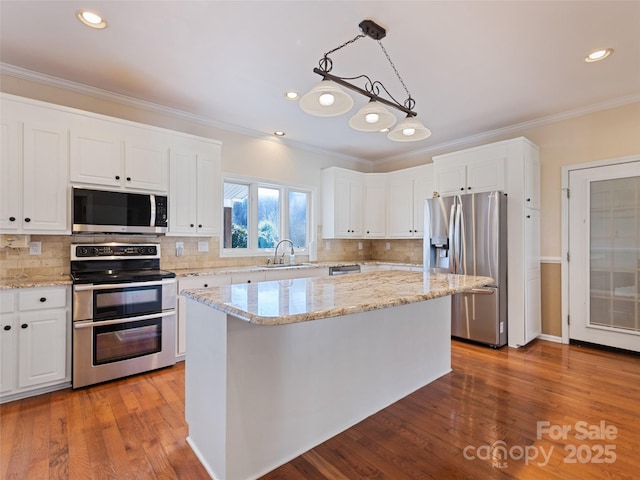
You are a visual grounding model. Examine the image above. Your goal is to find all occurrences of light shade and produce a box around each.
[299,80,354,117]
[348,100,397,132]
[387,116,432,142]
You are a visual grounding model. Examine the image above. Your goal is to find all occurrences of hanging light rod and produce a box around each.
[300,19,430,142]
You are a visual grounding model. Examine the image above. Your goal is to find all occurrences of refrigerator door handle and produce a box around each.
[448,202,457,273]
[469,288,496,295]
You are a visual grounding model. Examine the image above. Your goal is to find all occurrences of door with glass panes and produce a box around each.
[568,160,640,352]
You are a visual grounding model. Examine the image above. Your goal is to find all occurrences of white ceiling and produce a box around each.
[1,1,639,164]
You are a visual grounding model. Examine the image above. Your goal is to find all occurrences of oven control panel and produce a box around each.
[72,243,159,259]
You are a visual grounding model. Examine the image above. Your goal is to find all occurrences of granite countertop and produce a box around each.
[0,275,73,290]
[173,260,420,278]
[0,261,421,289]
[182,270,492,326]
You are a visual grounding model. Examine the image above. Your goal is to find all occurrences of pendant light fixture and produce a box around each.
[349,100,397,131]
[387,115,432,142]
[300,19,431,142]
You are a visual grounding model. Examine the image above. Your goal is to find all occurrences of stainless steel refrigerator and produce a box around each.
[424,192,507,347]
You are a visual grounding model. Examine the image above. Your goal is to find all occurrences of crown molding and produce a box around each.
[3,62,637,169]
[378,93,640,164]
[0,63,370,168]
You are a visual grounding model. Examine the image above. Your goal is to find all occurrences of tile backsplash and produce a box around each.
[0,233,424,280]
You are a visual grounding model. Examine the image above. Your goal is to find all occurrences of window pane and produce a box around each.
[224,182,248,248]
[589,176,639,331]
[258,187,280,248]
[289,191,308,248]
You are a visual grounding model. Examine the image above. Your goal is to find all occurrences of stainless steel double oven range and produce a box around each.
[70,243,176,388]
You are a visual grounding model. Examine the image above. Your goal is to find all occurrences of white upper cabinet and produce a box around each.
[168,137,222,236]
[433,143,507,196]
[386,164,433,238]
[322,167,364,238]
[69,121,121,187]
[1,97,69,234]
[363,174,387,238]
[524,146,541,210]
[70,119,169,193]
[123,128,169,192]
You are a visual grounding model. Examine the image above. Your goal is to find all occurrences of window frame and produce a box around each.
[221,175,315,258]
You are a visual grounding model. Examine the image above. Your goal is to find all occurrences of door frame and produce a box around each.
[561,155,640,344]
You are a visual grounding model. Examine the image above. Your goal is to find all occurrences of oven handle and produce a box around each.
[73,278,176,292]
[73,310,175,329]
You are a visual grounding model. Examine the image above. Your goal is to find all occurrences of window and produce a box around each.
[223,178,312,255]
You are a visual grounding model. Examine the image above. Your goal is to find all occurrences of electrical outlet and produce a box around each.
[176,242,184,257]
[29,241,42,255]
[325,241,331,250]
[385,242,391,250]
[198,241,209,252]
[358,242,363,250]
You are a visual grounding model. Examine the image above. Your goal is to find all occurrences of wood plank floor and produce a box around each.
[2,339,639,479]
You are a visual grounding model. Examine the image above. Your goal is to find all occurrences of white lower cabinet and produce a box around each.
[0,286,71,402]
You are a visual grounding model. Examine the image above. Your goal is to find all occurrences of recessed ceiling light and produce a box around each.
[274,131,286,137]
[76,10,108,29]
[585,48,613,63]
[284,91,299,101]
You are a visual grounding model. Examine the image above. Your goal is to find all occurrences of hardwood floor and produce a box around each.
[2,339,639,479]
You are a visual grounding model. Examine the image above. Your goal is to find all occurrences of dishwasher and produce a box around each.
[329,264,361,275]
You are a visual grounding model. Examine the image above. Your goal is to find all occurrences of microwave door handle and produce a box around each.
[150,194,156,227]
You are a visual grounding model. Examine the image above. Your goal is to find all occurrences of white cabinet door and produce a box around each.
[169,147,198,234]
[434,163,466,196]
[22,122,69,233]
[387,165,432,238]
[17,309,67,388]
[70,127,121,187]
[168,140,221,236]
[323,168,364,238]
[333,174,352,236]
[412,172,431,238]
[0,312,16,394]
[525,208,541,272]
[524,149,541,209]
[364,174,386,237]
[466,156,505,193]
[0,112,21,232]
[124,130,169,192]
[348,175,364,237]
[525,269,542,343]
[195,145,222,236]
[387,171,414,237]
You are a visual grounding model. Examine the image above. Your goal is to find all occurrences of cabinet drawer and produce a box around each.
[179,275,231,291]
[0,291,16,313]
[18,288,67,311]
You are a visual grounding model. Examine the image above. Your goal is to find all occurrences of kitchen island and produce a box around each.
[182,270,491,480]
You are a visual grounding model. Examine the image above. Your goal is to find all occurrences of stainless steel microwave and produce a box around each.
[73,187,168,234]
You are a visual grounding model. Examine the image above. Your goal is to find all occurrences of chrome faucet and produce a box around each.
[273,239,294,265]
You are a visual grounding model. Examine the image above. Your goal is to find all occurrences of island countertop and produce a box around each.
[182,270,492,326]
